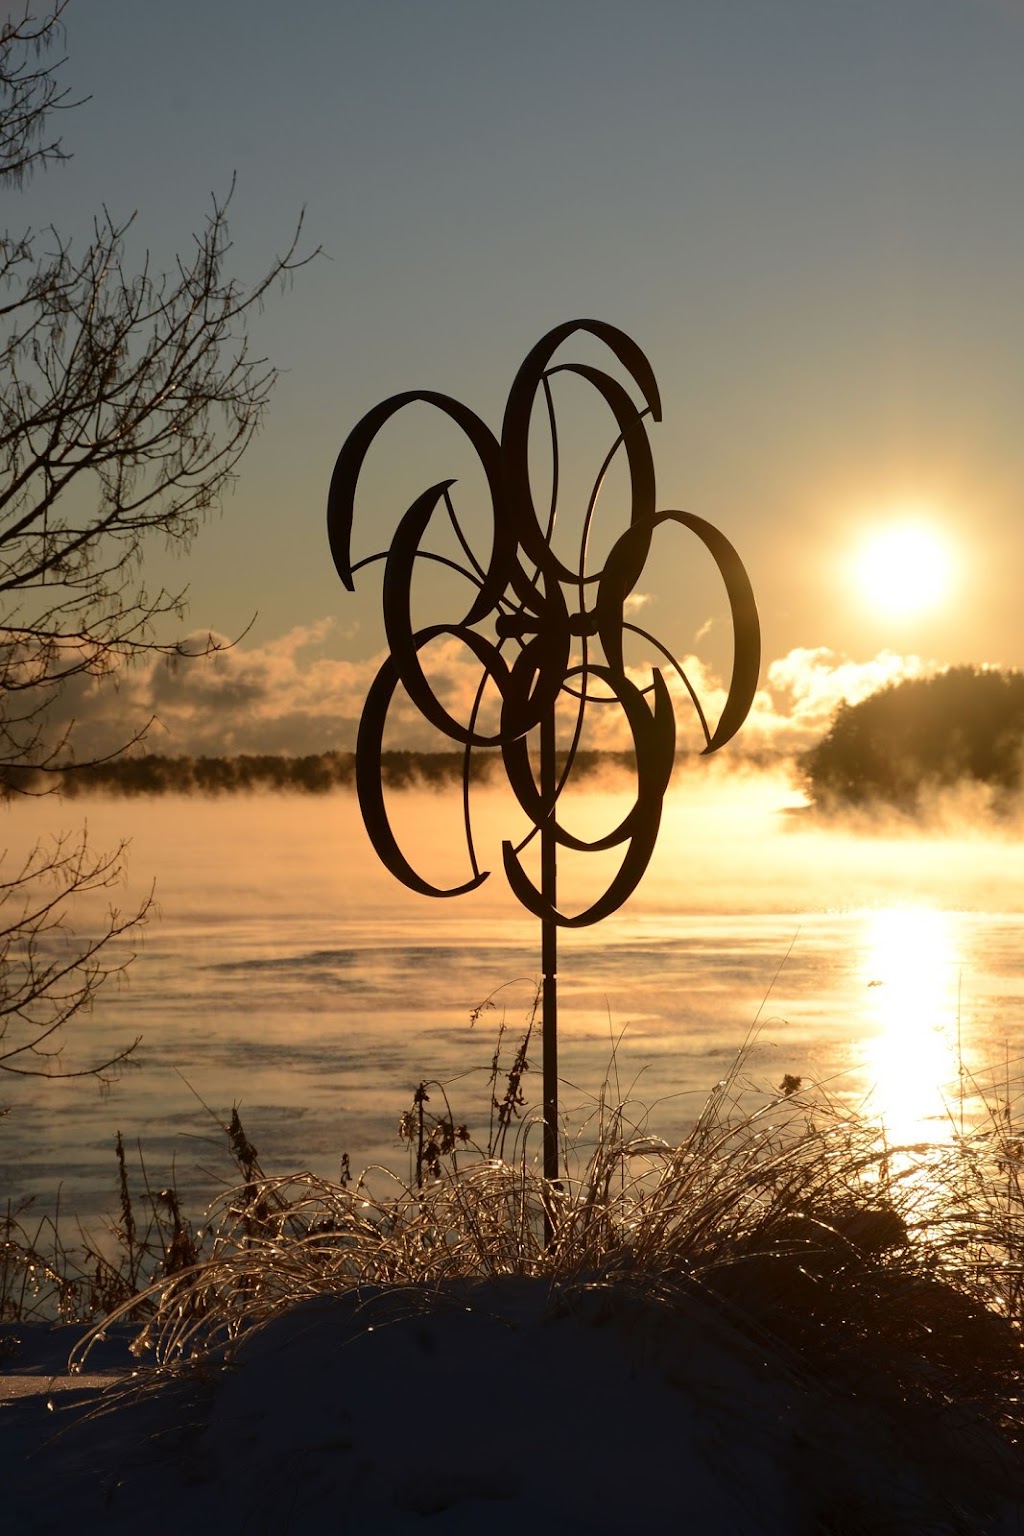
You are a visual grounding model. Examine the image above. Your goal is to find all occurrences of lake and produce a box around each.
[1,767,1023,1225]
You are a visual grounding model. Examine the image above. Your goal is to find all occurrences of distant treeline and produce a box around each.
[3,748,643,798]
[802,666,1024,811]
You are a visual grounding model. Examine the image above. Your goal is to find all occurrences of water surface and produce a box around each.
[1,772,1022,1222]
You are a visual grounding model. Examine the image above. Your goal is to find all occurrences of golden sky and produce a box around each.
[21,0,1024,754]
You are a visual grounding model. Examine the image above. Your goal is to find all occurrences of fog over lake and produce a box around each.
[2,768,1023,1224]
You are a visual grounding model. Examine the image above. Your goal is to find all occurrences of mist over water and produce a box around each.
[1,768,1023,1223]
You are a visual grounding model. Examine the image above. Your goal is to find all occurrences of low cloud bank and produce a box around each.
[33,621,941,764]
[747,647,935,755]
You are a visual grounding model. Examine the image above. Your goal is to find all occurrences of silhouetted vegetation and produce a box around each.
[0,7,314,1081]
[3,747,790,799]
[6,1028,1024,1507]
[0,749,649,798]
[803,666,1024,810]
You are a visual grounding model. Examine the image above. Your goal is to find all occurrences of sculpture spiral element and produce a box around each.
[327,320,760,928]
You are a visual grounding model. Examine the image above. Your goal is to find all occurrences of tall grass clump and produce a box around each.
[62,1020,1024,1461]
[1,1132,207,1327]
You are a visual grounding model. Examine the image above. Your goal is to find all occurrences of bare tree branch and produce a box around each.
[0,3,79,188]
[0,6,318,1077]
[0,831,145,1076]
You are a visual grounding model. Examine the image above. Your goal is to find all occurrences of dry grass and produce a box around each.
[3,988,1022,1465]
[36,1023,1019,1460]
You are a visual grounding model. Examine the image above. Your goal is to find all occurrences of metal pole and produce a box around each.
[540,708,559,1195]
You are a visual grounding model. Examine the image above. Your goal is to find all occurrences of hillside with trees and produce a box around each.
[801,666,1024,811]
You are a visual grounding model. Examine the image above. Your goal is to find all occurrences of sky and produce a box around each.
[13,0,1024,758]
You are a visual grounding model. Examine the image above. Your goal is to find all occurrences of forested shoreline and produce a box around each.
[801,666,1024,811]
[2,748,640,798]
[0,747,792,798]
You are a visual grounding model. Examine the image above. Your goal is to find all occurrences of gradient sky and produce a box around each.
[17,0,1024,755]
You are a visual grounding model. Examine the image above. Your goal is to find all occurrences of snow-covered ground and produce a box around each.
[3,1279,1023,1535]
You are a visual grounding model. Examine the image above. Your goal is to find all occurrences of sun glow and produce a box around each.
[859,906,962,1147]
[852,519,954,619]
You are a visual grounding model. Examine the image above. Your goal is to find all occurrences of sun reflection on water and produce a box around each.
[858,906,964,1148]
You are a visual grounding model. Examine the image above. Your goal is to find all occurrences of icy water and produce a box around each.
[1,769,1023,1223]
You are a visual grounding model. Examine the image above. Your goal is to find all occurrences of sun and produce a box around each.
[852,519,954,619]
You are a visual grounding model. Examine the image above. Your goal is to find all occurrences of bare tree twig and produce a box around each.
[0,6,318,1077]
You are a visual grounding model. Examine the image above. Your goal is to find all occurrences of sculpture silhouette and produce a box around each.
[328,319,760,1190]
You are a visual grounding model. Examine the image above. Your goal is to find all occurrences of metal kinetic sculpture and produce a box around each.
[327,320,760,1186]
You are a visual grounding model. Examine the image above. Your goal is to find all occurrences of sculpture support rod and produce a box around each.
[541,708,558,1193]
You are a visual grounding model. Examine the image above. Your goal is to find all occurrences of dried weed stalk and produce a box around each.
[57,1038,1024,1455]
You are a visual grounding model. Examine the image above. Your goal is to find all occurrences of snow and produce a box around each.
[3,1278,1023,1534]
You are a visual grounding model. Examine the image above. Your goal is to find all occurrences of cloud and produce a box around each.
[37,622,945,763]
[569,644,940,757]
[42,623,523,759]
[596,644,938,757]
[623,592,651,616]
[35,621,365,761]
[749,647,936,753]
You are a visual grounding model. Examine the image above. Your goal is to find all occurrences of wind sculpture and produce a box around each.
[327,320,760,1189]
